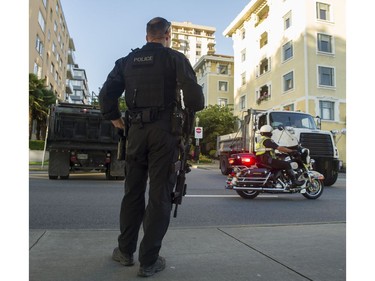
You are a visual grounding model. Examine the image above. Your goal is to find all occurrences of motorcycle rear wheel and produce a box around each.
[302,179,324,199]
[236,190,260,199]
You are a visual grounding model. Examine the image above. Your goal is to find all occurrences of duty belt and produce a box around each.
[128,107,169,126]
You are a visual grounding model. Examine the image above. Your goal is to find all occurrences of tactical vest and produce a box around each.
[124,47,176,111]
[255,136,275,158]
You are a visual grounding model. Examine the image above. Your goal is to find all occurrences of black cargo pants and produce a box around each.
[117,120,179,266]
[257,154,291,170]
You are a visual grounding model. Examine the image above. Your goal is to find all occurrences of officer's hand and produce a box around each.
[111,118,125,130]
[290,150,300,157]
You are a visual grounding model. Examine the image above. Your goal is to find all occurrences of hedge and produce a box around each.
[29,140,45,150]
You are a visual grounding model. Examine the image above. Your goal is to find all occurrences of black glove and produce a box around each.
[290,150,300,157]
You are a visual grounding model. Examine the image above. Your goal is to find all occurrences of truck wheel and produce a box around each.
[323,172,338,186]
[236,190,259,199]
[220,159,231,175]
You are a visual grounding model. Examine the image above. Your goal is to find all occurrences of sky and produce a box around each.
[60,0,251,95]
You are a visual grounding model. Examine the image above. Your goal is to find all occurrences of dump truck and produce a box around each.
[46,102,125,180]
[217,109,341,186]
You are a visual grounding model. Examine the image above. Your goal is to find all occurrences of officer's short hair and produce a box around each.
[146,17,171,38]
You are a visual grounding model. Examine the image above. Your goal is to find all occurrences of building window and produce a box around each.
[320,101,334,120]
[317,33,333,53]
[283,71,294,92]
[219,81,228,92]
[52,42,56,55]
[283,41,293,61]
[54,20,58,33]
[218,98,228,107]
[283,104,294,111]
[43,0,47,8]
[284,11,292,30]
[316,2,331,21]
[50,63,55,74]
[241,28,246,40]
[240,95,246,110]
[241,49,246,62]
[218,64,228,75]
[256,84,271,104]
[35,35,44,56]
[318,66,335,86]
[258,57,270,76]
[241,72,246,86]
[260,32,268,48]
[33,62,42,79]
[38,10,45,32]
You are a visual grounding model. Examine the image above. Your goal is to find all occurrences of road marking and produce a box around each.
[185,195,279,198]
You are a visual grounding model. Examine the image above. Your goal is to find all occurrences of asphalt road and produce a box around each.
[29,168,346,230]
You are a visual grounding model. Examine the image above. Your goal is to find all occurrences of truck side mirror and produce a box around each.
[315,116,321,130]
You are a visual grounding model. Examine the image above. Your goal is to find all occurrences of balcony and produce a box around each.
[66,64,74,79]
[65,80,73,94]
[67,49,75,65]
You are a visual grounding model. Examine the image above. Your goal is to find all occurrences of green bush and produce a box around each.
[198,154,212,163]
[29,140,45,150]
[209,150,217,159]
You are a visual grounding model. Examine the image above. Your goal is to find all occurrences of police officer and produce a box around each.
[256,125,303,188]
[99,17,204,277]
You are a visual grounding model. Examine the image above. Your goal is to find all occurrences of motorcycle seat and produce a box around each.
[257,162,272,169]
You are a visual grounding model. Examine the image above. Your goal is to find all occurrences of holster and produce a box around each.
[117,111,129,161]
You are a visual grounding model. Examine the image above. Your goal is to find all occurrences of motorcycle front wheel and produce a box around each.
[302,179,324,199]
[236,190,260,199]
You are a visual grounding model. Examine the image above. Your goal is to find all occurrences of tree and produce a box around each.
[29,73,56,140]
[195,105,238,155]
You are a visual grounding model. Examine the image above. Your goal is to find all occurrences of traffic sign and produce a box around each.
[195,127,203,139]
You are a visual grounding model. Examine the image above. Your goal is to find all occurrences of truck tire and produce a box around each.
[323,172,338,186]
[220,157,231,175]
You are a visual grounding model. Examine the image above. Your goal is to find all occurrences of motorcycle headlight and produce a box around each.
[290,162,298,169]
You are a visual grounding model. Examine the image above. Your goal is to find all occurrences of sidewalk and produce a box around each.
[29,223,345,281]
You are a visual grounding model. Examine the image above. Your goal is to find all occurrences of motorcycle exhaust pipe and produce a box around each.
[231,186,288,192]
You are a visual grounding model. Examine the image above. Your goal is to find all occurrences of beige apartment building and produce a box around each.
[224,0,346,165]
[29,0,87,103]
[171,21,216,66]
[194,54,234,108]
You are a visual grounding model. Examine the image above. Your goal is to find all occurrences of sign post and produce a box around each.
[194,127,203,163]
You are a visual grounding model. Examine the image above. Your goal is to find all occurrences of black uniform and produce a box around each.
[99,42,204,267]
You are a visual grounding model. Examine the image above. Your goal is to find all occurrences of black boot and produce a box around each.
[286,169,304,188]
